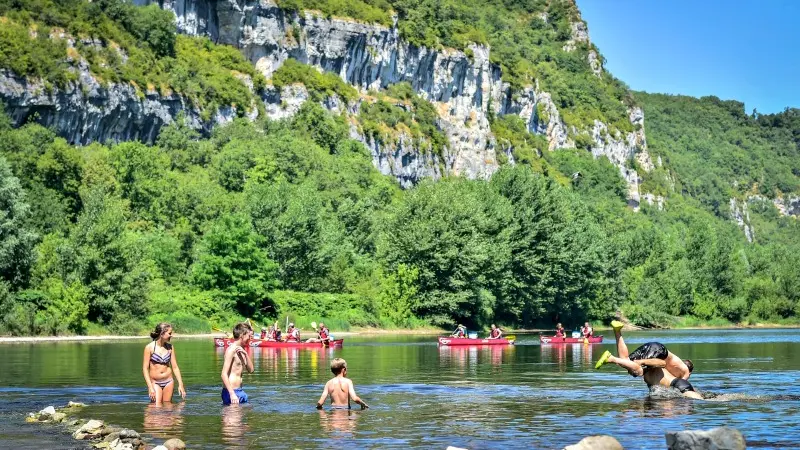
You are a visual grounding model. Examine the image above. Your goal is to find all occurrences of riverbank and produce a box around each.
[3,322,798,343]
[0,327,450,343]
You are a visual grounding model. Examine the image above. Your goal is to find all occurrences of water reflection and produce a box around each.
[540,343,595,372]
[638,397,695,418]
[318,408,359,435]
[142,402,184,439]
[221,405,249,449]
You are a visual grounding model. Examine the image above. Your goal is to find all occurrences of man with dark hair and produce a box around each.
[221,322,254,405]
[595,321,701,399]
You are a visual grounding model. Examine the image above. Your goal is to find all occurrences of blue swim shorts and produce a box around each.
[221,388,249,405]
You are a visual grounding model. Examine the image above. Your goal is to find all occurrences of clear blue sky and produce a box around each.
[577,0,800,113]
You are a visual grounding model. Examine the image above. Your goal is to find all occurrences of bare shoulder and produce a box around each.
[224,345,238,358]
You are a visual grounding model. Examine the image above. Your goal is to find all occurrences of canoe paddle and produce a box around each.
[211,326,231,338]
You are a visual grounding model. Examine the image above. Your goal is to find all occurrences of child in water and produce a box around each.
[221,322,254,405]
[315,358,369,410]
[142,322,186,406]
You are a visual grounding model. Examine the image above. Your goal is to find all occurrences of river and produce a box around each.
[0,329,798,449]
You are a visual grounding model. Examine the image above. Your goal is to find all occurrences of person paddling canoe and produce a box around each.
[286,323,301,342]
[595,320,700,399]
[555,323,565,338]
[306,322,331,344]
[488,324,503,339]
[451,324,467,338]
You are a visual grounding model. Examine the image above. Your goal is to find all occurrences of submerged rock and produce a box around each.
[163,438,186,449]
[564,435,624,450]
[665,426,745,450]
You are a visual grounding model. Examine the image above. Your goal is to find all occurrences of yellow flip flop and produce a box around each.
[611,320,624,333]
[595,350,612,369]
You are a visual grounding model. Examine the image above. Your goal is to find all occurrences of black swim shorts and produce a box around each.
[670,378,695,393]
[628,342,668,361]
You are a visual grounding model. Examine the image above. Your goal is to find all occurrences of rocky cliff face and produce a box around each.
[2,0,649,200]
[131,0,650,197]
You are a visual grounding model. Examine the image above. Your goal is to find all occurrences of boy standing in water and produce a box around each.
[221,322,254,405]
[316,358,369,410]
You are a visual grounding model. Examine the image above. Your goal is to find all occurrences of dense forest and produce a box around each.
[0,0,798,335]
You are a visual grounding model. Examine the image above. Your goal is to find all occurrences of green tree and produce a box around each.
[68,188,151,324]
[0,155,37,287]
[191,213,279,318]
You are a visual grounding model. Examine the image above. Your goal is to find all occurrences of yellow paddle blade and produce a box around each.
[505,335,516,341]
[311,321,317,329]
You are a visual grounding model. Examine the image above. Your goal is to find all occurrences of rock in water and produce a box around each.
[564,435,624,450]
[163,438,186,449]
[67,401,87,408]
[665,427,746,450]
[72,419,104,439]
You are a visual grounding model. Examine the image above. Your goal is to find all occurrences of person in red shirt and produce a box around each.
[451,325,467,338]
[555,323,565,338]
[581,322,593,338]
[488,324,503,339]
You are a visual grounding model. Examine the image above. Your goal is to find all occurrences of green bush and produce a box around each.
[269,290,379,328]
[272,58,357,103]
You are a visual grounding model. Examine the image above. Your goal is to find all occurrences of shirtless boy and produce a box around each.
[596,320,702,399]
[221,322,255,405]
[315,358,369,410]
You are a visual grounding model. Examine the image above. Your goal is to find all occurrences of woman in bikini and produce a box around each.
[143,322,187,406]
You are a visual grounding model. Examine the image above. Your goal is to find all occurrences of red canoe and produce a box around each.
[539,335,603,344]
[214,338,344,348]
[438,337,514,346]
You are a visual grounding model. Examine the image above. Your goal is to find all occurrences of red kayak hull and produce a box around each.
[438,337,514,346]
[214,338,344,348]
[539,335,603,344]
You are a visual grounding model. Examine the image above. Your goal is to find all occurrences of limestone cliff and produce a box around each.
[136,0,649,198]
[1,0,650,201]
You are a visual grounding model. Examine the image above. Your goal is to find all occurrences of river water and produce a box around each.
[0,329,798,449]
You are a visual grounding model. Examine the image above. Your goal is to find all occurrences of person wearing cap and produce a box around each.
[451,324,467,339]
[306,322,330,344]
[286,323,301,342]
[260,327,267,340]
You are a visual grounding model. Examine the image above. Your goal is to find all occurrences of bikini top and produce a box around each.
[150,342,172,365]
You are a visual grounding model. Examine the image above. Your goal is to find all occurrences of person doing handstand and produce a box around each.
[595,320,701,399]
[316,358,368,410]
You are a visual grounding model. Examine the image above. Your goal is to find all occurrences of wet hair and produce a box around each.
[331,358,347,375]
[684,359,694,373]
[150,323,172,340]
[233,322,253,339]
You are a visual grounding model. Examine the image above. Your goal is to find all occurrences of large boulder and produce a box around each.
[665,426,746,450]
[564,435,624,450]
